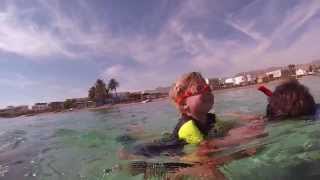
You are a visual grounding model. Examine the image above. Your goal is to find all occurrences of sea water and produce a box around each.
[0,75,319,180]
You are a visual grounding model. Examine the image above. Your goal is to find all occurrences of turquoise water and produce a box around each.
[0,76,319,180]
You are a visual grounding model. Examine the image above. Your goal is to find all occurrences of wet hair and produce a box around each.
[169,72,208,112]
[266,79,316,120]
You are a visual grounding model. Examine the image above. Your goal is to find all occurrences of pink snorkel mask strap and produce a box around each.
[258,85,273,97]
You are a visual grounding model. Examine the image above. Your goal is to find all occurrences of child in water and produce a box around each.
[123,72,219,157]
[119,72,265,159]
[231,79,319,121]
[203,79,318,150]
[169,71,216,145]
[265,79,318,120]
[169,79,320,179]
[116,72,236,178]
[116,72,263,179]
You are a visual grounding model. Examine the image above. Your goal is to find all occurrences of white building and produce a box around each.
[296,69,306,76]
[266,70,282,78]
[225,78,234,84]
[205,78,210,85]
[15,105,29,113]
[234,76,246,85]
[246,74,252,82]
[32,103,49,111]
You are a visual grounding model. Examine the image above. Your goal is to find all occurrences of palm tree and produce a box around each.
[88,86,95,100]
[94,79,108,106]
[108,78,119,97]
[209,78,221,90]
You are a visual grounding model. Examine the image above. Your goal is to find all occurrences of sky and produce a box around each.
[0,0,320,108]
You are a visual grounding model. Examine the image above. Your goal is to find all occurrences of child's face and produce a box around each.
[184,87,214,117]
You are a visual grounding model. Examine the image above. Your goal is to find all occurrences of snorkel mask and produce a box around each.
[176,84,211,105]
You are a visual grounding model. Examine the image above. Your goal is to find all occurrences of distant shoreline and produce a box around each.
[1,75,317,119]
[88,96,169,111]
[212,78,286,94]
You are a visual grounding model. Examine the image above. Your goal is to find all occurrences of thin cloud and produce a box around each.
[0,74,38,88]
[1,0,319,67]
[225,0,320,67]
[181,0,320,74]
[1,0,320,106]
[0,3,75,58]
[98,0,320,80]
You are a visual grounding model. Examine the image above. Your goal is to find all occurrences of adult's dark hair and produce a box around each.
[266,79,316,120]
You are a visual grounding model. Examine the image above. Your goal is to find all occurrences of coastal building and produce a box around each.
[296,69,306,76]
[105,97,114,104]
[257,76,263,84]
[256,75,269,83]
[143,86,170,95]
[75,101,87,109]
[129,92,143,101]
[281,69,291,77]
[225,78,234,85]
[87,100,96,108]
[247,74,258,84]
[155,86,171,94]
[234,76,246,85]
[0,105,29,117]
[143,89,159,94]
[209,78,223,89]
[205,78,210,85]
[0,107,16,117]
[266,70,282,79]
[32,103,49,111]
[141,88,168,100]
[73,98,88,109]
[1,106,28,113]
[49,102,64,111]
[246,74,252,82]
[15,105,29,113]
[6,106,15,109]
[112,92,130,101]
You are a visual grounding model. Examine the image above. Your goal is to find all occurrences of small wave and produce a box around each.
[0,130,27,152]
[52,129,78,137]
[0,164,9,177]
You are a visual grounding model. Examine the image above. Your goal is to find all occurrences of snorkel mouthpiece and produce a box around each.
[258,85,273,97]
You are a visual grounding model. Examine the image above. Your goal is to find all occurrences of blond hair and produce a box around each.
[169,72,207,112]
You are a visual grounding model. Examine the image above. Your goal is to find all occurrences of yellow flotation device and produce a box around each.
[178,120,204,145]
